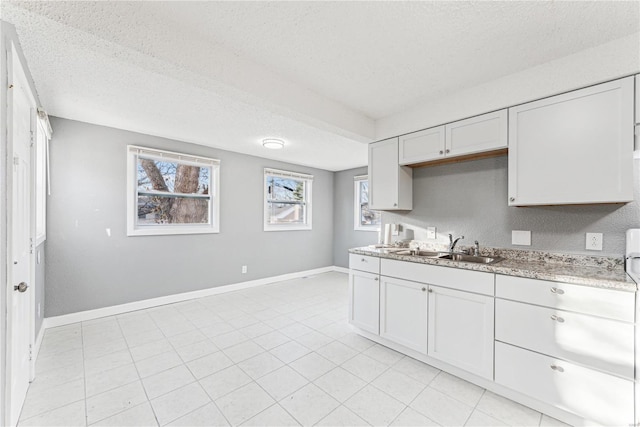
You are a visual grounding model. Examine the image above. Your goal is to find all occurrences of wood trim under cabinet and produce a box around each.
[407,148,507,168]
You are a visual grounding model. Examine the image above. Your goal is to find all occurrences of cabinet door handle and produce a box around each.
[428,288,433,293]
[445,149,450,154]
[439,150,444,155]
[550,314,565,323]
[421,287,426,292]
[550,365,564,373]
[550,287,565,295]
[509,197,515,202]
[393,203,397,207]
[374,277,379,281]
[361,258,367,262]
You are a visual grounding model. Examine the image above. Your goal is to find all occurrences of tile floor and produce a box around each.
[18,272,569,426]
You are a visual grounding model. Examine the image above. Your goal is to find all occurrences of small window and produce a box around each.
[354,175,381,231]
[264,168,313,231]
[127,145,220,236]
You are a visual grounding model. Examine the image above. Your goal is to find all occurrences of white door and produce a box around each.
[398,125,445,164]
[379,276,428,353]
[368,138,398,210]
[7,43,35,427]
[428,286,494,379]
[445,110,507,157]
[348,270,380,334]
[508,76,634,206]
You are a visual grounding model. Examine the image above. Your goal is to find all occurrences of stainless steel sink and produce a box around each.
[396,250,444,258]
[439,253,503,264]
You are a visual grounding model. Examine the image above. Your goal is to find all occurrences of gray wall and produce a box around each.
[333,167,377,267]
[46,118,334,317]
[382,155,640,257]
[34,242,45,335]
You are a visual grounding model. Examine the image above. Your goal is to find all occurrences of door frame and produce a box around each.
[2,24,38,427]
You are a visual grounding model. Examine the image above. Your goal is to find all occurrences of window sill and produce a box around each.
[128,226,219,237]
[354,226,379,232]
[264,225,312,232]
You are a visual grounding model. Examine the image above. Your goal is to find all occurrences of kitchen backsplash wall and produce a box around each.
[381,155,640,259]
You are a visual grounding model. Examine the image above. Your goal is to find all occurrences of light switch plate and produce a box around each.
[427,227,436,239]
[586,233,603,251]
[512,230,531,246]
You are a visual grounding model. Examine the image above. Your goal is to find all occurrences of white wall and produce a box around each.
[376,33,640,140]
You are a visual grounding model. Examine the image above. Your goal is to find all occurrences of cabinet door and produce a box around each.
[379,276,428,353]
[445,110,507,157]
[428,286,494,379]
[348,270,380,334]
[368,138,412,210]
[399,126,445,165]
[496,342,634,427]
[508,77,634,206]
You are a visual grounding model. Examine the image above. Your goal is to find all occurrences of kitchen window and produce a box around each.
[354,175,381,231]
[264,168,313,231]
[127,145,220,236]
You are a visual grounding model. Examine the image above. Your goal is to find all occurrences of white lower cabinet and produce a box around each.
[496,342,634,427]
[348,270,380,334]
[428,286,494,379]
[379,276,428,353]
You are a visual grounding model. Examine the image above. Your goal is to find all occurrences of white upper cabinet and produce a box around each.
[399,126,445,164]
[508,77,634,206]
[445,110,507,157]
[369,137,413,210]
[398,110,507,165]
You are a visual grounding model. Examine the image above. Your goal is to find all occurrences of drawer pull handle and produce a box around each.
[374,277,379,281]
[550,315,565,323]
[421,287,426,292]
[361,258,367,262]
[550,365,564,373]
[550,287,565,295]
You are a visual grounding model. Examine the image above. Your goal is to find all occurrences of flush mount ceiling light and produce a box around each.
[262,138,285,149]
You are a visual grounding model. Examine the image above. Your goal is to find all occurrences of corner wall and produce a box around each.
[333,167,377,268]
[46,118,334,317]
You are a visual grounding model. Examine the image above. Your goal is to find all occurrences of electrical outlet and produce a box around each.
[241,265,248,274]
[427,227,436,239]
[586,233,603,251]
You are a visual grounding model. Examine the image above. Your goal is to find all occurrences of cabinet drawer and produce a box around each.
[495,275,634,322]
[381,259,494,296]
[495,342,633,427]
[495,299,633,379]
[349,254,380,274]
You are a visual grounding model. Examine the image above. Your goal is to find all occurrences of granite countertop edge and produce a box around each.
[349,247,638,292]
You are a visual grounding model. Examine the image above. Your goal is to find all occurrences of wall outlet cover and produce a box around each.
[241,265,248,274]
[586,233,603,251]
[512,230,531,246]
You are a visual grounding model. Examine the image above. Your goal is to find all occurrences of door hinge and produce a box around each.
[13,156,19,166]
[30,129,35,147]
[28,344,33,361]
[29,237,34,254]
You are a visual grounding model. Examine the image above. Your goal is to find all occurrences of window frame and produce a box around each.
[354,175,380,231]
[127,145,220,236]
[264,168,313,232]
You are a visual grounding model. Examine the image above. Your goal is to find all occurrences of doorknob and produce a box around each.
[14,282,28,292]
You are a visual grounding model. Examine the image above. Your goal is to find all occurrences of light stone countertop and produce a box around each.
[349,246,638,292]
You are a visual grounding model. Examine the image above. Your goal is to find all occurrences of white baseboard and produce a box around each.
[44,266,348,329]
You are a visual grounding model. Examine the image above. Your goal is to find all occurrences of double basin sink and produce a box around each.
[395,250,503,265]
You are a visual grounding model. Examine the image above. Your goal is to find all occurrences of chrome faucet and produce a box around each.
[473,240,480,256]
[448,234,464,252]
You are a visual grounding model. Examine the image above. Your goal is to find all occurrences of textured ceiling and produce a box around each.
[1,1,639,171]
